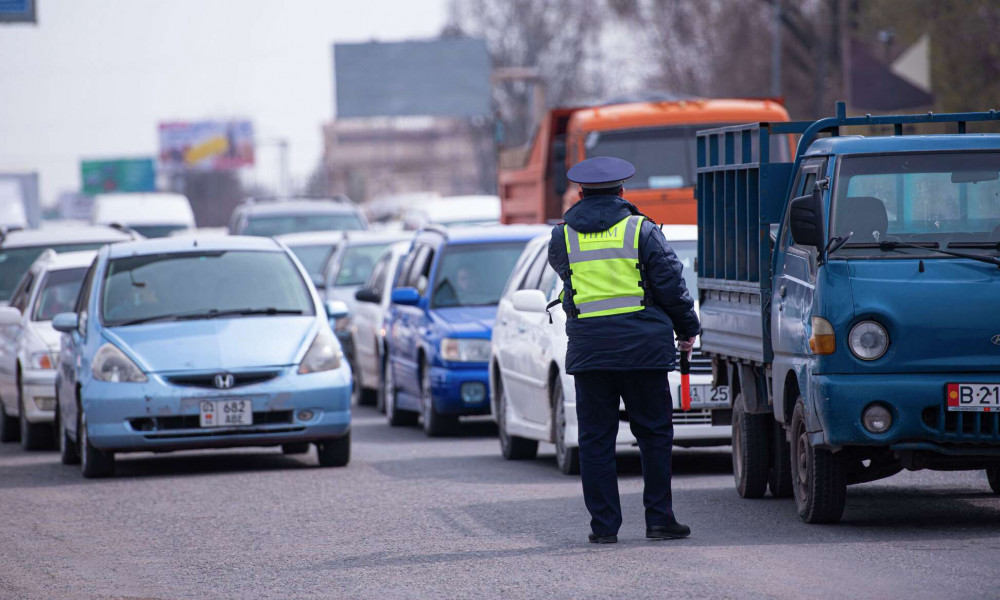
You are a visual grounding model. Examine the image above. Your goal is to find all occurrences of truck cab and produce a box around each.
[697,103,1000,523]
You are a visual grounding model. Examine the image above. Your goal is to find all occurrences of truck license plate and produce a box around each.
[681,384,730,409]
[200,399,253,427]
[947,384,1000,412]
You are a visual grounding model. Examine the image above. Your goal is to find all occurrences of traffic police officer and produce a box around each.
[548,156,700,544]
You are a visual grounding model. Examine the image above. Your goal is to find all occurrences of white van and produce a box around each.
[92,192,195,238]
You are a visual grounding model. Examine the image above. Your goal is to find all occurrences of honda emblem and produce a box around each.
[214,373,235,389]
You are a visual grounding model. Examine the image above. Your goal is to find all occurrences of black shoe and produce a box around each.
[646,523,691,540]
[588,533,618,544]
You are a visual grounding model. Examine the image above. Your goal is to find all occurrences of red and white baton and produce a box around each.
[680,350,692,412]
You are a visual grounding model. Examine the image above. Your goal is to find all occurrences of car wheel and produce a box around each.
[768,418,794,498]
[79,411,115,478]
[375,352,387,414]
[986,468,1000,494]
[791,398,847,523]
[732,392,769,499]
[496,372,537,460]
[385,360,417,427]
[552,377,578,474]
[0,399,20,443]
[19,385,52,451]
[282,443,310,455]
[58,401,79,465]
[421,362,457,437]
[350,361,363,406]
[316,432,350,467]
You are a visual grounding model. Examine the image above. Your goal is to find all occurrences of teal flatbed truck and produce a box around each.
[696,102,1000,523]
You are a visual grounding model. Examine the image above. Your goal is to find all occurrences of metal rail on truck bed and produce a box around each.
[695,101,1000,364]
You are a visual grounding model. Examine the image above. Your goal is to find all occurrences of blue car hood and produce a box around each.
[847,259,1000,373]
[104,316,316,373]
[432,305,497,337]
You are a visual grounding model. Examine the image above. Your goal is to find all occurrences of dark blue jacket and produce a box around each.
[548,194,701,374]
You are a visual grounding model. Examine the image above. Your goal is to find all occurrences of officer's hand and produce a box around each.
[677,336,697,352]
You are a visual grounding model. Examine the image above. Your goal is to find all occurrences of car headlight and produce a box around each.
[298,328,342,374]
[29,350,58,370]
[92,343,148,382]
[440,338,491,363]
[849,320,889,361]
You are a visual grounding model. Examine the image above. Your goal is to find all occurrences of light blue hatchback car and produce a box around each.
[52,236,352,478]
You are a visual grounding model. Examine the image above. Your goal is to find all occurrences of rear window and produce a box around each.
[243,213,366,236]
[288,243,337,279]
[335,243,394,287]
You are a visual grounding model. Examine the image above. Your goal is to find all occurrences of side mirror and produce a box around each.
[789,187,826,249]
[355,287,380,303]
[52,312,79,333]
[511,289,548,314]
[390,287,420,306]
[0,306,21,326]
[325,300,349,320]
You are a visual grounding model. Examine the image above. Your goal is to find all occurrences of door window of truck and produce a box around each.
[832,152,1000,256]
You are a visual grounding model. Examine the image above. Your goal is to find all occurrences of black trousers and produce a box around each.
[574,369,675,535]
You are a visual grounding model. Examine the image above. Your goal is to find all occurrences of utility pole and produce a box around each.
[771,0,782,98]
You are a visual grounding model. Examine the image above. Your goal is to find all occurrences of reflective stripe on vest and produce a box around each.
[564,215,645,319]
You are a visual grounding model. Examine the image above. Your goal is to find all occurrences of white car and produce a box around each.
[489,225,729,474]
[402,195,501,230]
[0,250,97,449]
[349,240,410,411]
[92,192,196,238]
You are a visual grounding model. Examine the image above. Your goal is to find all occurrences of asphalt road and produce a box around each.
[2,406,1000,600]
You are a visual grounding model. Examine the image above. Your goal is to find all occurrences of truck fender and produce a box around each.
[737,363,771,415]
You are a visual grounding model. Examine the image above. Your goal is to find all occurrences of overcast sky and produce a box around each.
[0,0,450,206]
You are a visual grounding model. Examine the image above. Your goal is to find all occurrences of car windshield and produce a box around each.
[335,243,393,287]
[670,240,698,297]
[243,213,365,236]
[586,123,790,191]
[129,224,188,238]
[832,152,1000,257]
[432,242,528,308]
[101,250,315,326]
[0,242,108,302]
[33,267,87,321]
[288,243,337,279]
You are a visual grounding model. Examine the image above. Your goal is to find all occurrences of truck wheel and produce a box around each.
[552,377,579,474]
[986,468,1000,494]
[421,362,457,437]
[769,419,794,498]
[732,392,769,498]
[791,400,846,523]
[79,412,115,479]
[384,361,417,427]
[0,401,20,443]
[497,373,538,460]
[316,432,350,467]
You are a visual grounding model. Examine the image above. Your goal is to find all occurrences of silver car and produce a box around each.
[0,250,97,449]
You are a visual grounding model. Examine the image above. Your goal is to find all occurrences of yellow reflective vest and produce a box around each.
[563,215,647,318]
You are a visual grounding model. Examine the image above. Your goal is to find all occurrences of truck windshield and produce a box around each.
[832,152,1000,257]
[431,242,528,308]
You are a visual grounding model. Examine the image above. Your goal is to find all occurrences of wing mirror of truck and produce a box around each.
[789,187,826,249]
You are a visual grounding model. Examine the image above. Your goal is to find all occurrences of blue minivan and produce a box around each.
[383,225,548,436]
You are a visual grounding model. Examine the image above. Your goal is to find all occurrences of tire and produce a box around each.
[0,400,20,443]
[986,468,1000,494]
[384,361,417,427]
[496,372,537,460]
[282,443,310,455]
[769,418,794,498]
[791,399,847,523]
[58,402,79,465]
[375,351,387,414]
[350,361,363,406]
[732,392,769,499]
[552,376,579,475]
[316,432,350,467]
[79,412,115,478]
[19,387,52,451]
[421,362,457,437]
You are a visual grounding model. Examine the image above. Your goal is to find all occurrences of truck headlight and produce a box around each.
[440,338,491,363]
[30,351,58,370]
[92,344,147,383]
[298,328,342,374]
[849,320,888,361]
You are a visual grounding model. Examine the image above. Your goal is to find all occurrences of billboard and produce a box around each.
[334,38,491,119]
[0,0,35,23]
[81,158,156,194]
[158,120,255,172]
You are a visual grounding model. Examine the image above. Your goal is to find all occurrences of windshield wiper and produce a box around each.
[175,307,304,320]
[878,238,1000,269]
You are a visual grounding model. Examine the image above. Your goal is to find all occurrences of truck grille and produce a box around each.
[922,407,1000,441]
[687,350,711,375]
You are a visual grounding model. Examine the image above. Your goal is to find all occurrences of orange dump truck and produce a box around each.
[499,98,792,224]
